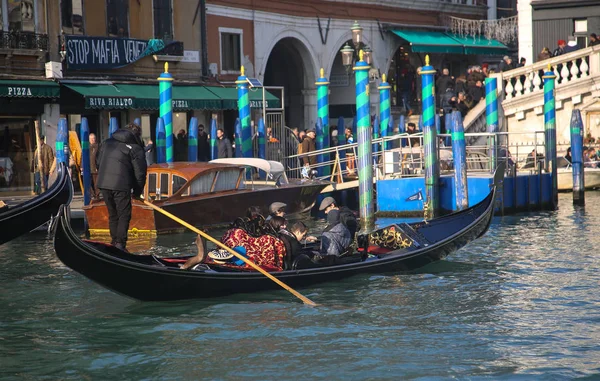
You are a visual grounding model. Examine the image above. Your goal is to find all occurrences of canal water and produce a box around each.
[1,193,600,380]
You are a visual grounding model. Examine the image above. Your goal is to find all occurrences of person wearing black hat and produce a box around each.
[300,128,316,167]
[96,122,147,252]
[590,33,600,47]
[319,196,358,239]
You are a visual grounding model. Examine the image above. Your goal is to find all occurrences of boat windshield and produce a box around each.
[187,169,245,195]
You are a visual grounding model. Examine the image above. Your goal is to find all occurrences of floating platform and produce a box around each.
[376,173,553,216]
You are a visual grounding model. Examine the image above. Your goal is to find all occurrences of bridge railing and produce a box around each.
[498,45,600,102]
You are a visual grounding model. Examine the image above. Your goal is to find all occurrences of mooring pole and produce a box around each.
[316,68,330,177]
[570,109,585,205]
[354,50,374,233]
[155,117,166,164]
[158,63,174,163]
[188,117,198,162]
[379,74,391,150]
[485,77,499,172]
[56,118,68,165]
[236,66,252,158]
[234,118,242,158]
[108,117,118,138]
[451,111,469,210]
[419,55,439,219]
[80,117,91,206]
[257,118,266,160]
[209,117,218,160]
[542,64,558,209]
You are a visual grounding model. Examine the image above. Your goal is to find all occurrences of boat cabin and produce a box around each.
[144,162,246,201]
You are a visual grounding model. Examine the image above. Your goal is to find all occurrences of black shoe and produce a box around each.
[114,243,129,253]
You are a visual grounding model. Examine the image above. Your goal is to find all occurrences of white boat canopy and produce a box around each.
[210,158,285,174]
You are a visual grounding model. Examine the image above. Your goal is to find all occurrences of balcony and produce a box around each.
[0,31,49,51]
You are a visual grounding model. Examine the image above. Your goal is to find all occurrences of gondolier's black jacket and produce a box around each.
[96,129,147,197]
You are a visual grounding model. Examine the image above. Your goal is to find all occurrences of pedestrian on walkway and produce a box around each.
[30,134,54,194]
[96,123,147,252]
[216,128,233,158]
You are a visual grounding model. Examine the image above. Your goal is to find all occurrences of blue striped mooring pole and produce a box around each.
[56,118,68,165]
[485,77,498,171]
[188,117,198,162]
[570,109,585,205]
[543,64,558,209]
[451,111,469,211]
[257,118,266,159]
[236,66,252,158]
[354,50,374,233]
[157,63,174,163]
[210,118,218,160]
[155,117,166,164]
[234,118,242,158]
[316,68,330,176]
[80,117,91,206]
[108,117,118,138]
[337,116,346,172]
[316,118,324,176]
[379,74,391,150]
[419,55,439,219]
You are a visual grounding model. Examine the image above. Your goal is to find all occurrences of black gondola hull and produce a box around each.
[1,163,72,245]
[53,186,495,302]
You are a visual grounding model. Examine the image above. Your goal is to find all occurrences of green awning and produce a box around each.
[391,30,464,54]
[0,80,59,98]
[447,34,508,55]
[391,30,508,55]
[205,86,281,110]
[64,83,223,110]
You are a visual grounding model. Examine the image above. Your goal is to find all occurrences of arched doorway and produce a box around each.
[263,37,316,130]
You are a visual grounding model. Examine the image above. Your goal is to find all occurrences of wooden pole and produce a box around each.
[33,120,46,192]
[142,200,318,306]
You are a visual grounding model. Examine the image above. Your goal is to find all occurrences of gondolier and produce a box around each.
[96,123,147,251]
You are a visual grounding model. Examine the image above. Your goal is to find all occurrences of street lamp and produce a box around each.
[340,43,354,68]
[340,21,372,73]
[351,20,363,48]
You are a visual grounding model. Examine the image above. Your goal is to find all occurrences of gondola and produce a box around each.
[1,162,72,245]
[52,183,496,302]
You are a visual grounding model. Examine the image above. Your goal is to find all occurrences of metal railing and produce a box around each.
[284,130,550,184]
[0,31,48,50]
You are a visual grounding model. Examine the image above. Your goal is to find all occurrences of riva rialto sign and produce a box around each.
[65,35,148,69]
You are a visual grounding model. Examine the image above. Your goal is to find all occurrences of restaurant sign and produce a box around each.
[86,97,192,110]
[0,81,60,98]
[65,35,151,70]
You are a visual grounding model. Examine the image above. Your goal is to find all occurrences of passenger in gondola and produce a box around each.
[279,221,311,269]
[318,196,358,239]
[267,215,287,233]
[565,147,572,164]
[319,209,351,257]
[265,202,286,222]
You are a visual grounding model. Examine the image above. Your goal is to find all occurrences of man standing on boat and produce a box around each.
[96,123,147,251]
[217,128,233,158]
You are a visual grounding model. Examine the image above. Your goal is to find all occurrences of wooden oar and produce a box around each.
[142,200,317,306]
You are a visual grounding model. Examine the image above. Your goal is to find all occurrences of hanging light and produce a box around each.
[351,21,363,48]
[363,45,372,65]
[340,43,355,69]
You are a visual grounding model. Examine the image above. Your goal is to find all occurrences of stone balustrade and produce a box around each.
[499,45,600,101]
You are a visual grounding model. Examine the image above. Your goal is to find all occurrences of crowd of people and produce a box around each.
[180,198,358,271]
